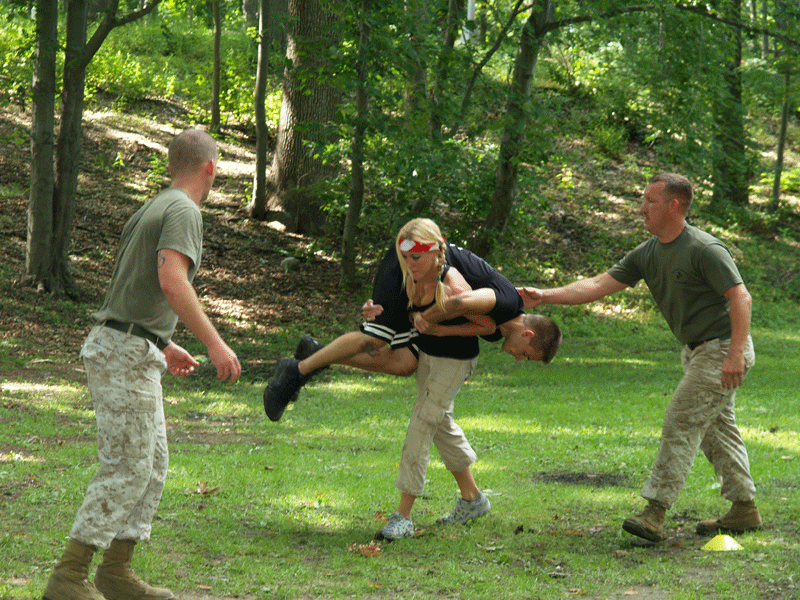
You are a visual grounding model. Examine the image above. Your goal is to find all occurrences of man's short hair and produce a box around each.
[168,129,218,178]
[524,314,562,365]
[650,172,693,213]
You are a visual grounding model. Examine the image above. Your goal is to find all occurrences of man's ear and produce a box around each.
[205,159,215,176]
[521,329,535,340]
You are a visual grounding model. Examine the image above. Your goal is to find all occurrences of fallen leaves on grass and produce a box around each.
[187,481,220,495]
[349,541,382,557]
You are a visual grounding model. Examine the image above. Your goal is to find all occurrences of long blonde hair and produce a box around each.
[395,218,448,312]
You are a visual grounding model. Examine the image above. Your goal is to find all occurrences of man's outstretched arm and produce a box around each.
[517,273,629,309]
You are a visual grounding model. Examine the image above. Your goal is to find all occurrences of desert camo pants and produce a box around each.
[395,352,478,497]
[69,325,168,549]
[641,336,756,509]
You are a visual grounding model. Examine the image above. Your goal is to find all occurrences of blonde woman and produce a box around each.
[377,218,496,541]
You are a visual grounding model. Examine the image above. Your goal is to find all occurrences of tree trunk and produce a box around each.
[25,0,163,295]
[263,0,289,50]
[470,0,550,259]
[341,0,370,289]
[52,0,91,295]
[265,0,339,235]
[711,0,749,209]
[26,0,58,291]
[248,0,271,219]
[769,0,790,213]
[211,0,222,131]
[242,0,258,24]
[770,69,790,212]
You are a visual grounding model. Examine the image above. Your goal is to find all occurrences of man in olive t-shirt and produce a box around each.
[518,173,761,543]
[43,130,241,600]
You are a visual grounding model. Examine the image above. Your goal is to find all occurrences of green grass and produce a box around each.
[1,312,798,600]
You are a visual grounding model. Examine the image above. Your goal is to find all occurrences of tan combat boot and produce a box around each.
[94,540,173,600]
[622,500,667,543]
[696,500,763,536]
[42,539,105,600]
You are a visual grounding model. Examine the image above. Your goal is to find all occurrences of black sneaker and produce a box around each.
[294,335,325,361]
[293,335,329,380]
[263,358,307,422]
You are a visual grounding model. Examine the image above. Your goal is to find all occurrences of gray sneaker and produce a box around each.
[437,491,491,524]
[376,512,414,541]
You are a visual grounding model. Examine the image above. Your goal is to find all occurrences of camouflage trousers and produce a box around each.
[69,325,169,549]
[395,352,478,497]
[641,336,756,509]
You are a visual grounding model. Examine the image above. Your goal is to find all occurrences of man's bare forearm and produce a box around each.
[421,288,497,324]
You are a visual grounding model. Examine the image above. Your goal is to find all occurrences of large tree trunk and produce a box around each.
[711,0,749,209]
[249,0,271,219]
[26,0,58,292]
[26,0,164,295]
[51,0,91,295]
[242,0,258,24]
[341,0,370,289]
[470,0,550,259]
[264,0,339,235]
[245,0,288,48]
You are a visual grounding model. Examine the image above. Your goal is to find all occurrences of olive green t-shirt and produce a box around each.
[607,224,743,345]
[93,187,203,343]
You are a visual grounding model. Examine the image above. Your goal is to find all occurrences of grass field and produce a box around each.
[1,308,798,600]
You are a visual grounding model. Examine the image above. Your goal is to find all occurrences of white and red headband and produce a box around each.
[399,238,440,253]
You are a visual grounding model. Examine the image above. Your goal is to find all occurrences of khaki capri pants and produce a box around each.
[395,351,478,496]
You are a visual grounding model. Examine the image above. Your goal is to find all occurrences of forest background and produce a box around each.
[1,0,799,598]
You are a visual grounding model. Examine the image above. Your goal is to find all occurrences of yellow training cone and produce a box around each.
[702,534,743,552]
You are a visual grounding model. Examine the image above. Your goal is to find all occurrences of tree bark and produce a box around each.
[249,0,272,219]
[264,0,339,235]
[26,0,164,295]
[470,0,550,259]
[52,0,92,295]
[26,0,58,291]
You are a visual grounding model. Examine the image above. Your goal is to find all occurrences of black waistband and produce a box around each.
[103,320,169,350]
[687,337,725,350]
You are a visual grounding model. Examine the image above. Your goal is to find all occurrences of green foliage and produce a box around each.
[87,50,172,104]
[82,13,263,122]
[145,151,168,188]
[776,165,800,193]
[0,16,34,106]
[317,127,500,252]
